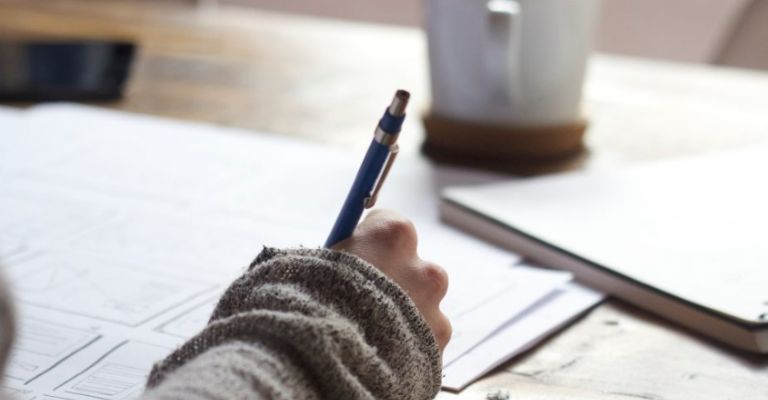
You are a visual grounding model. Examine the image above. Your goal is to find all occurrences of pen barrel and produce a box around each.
[325,90,409,248]
[324,139,392,247]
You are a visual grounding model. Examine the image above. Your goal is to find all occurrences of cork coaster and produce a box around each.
[422,112,588,167]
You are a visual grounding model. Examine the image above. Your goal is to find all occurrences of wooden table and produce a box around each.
[2,1,768,399]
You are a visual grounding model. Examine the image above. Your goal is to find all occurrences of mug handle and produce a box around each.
[485,0,521,104]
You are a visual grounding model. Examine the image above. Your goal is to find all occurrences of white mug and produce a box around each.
[425,0,600,126]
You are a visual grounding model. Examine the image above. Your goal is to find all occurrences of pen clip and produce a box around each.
[364,144,399,209]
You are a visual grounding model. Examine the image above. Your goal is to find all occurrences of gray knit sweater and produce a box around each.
[141,247,443,399]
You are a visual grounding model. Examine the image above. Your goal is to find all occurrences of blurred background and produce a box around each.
[225,0,768,71]
[2,0,767,171]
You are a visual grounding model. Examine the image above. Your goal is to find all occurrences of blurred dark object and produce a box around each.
[0,40,135,101]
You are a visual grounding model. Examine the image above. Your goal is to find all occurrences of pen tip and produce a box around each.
[388,90,410,117]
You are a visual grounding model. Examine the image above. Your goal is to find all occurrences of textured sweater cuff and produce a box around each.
[249,247,442,371]
[146,247,442,400]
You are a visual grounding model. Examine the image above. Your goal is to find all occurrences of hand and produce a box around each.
[332,209,452,351]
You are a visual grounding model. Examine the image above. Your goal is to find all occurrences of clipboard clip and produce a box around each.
[364,143,399,208]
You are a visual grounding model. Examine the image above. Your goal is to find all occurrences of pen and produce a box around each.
[324,90,410,247]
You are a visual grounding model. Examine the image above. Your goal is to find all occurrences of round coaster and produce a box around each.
[422,112,588,163]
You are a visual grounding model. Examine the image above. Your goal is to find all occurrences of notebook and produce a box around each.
[441,146,768,353]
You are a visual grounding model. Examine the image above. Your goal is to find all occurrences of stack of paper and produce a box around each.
[0,104,603,398]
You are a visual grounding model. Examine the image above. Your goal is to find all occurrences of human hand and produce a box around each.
[332,209,451,351]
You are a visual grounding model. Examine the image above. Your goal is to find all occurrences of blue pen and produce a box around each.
[324,90,410,247]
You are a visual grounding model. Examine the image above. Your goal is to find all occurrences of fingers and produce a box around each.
[332,209,452,351]
[427,310,452,351]
[418,260,449,302]
[412,260,451,350]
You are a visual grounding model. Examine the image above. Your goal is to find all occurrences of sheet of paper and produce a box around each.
[55,341,172,400]
[0,106,26,178]
[5,252,216,326]
[441,266,570,365]
[6,318,100,382]
[442,280,605,390]
[0,104,587,397]
[3,303,188,398]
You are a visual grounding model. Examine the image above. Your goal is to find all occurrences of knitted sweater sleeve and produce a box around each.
[141,247,442,400]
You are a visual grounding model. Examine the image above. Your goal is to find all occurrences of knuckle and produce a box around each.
[382,217,417,240]
[433,314,452,347]
[421,262,449,299]
[369,217,417,249]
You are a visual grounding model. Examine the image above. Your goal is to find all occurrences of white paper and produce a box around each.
[0,106,26,175]
[6,318,99,382]
[441,266,571,364]
[5,252,215,327]
[155,298,219,339]
[442,281,604,390]
[56,341,173,400]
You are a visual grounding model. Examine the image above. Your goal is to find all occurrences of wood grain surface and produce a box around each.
[2,1,767,399]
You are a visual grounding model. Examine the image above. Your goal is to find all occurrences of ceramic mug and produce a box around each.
[425,0,600,126]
